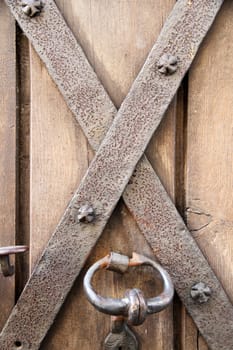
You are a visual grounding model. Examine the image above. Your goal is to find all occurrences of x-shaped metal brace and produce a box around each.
[1,1,232,349]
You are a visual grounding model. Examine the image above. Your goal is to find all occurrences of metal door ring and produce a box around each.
[84,252,174,325]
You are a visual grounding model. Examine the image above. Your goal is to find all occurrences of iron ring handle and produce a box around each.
[83,252,174,325]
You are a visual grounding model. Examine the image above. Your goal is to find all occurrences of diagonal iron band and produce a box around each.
[1,1,232,350]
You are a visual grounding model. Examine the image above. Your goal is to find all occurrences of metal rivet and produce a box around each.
[191,282,211,304]
[21,0,43,17]
[77,204,95,223]
[157,53,178,75]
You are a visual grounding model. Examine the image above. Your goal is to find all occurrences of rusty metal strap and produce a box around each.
[1,1,232,350]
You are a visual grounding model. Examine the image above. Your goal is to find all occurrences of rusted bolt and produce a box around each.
[157,53,178,75]
[21,0,43,17]
[77,204,95,223]
[191,282,211,304]
[0,246,28,277]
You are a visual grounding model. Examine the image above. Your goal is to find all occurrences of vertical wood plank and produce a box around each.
[0,1,16,330]
[29,1,176,349]
[198,335,208,350]
[186,1,233,349]
[146,101,177,349]
[15,28,30,299]
[173,78,199,350]
[180,308,199,350]
[62,1,176,349]
[29,45,88,270]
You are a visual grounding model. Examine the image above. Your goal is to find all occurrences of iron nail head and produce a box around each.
[77,204,95,223]
[157,53,178,75]
[191,282,211,304]
[21,0,43,17]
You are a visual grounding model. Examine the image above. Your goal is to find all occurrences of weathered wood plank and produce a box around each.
[173,77,199,350]
[0,1,16,330]
[3,1,230,349]
[40,1,175,349]
[146,100,176,349]
[29,45,88,270]
[186,1,233,348]
[15,28,30,299]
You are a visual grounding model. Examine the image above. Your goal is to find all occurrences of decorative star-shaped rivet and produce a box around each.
[191,282,212,304]
[157,53,178,75]
[21,0,43,17]
[77,204,95,223]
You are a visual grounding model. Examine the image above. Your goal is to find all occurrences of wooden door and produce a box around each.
[0,1,233,349]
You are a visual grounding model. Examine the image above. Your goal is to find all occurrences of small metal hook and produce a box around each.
[0,246,28,277]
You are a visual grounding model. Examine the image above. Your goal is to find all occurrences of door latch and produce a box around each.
[0,246,28,277]
[84,252,174,349]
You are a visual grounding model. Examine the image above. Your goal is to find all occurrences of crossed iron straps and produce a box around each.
[1,1,233,349]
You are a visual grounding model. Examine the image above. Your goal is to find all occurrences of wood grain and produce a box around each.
[29,1,176,349]
[24,0,231,348]
[0,1,16,330]
[186,1,233,349]
[0,0,231,348]
[1,0,229,349]
[15,28,31,299]
[29,45,88,270]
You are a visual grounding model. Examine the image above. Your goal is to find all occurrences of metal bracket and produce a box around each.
[0,246,28,277]
[104,317,138,350]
